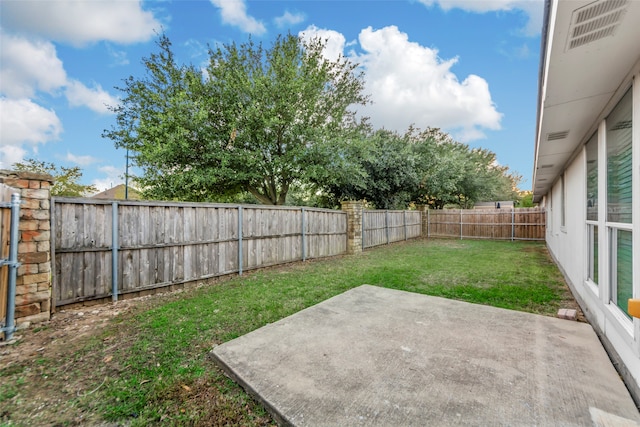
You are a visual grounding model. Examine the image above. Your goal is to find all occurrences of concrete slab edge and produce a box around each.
[209,348,294,427]
[547,245,640,410]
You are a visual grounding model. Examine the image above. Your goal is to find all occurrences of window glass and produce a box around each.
[560,175,565,227]
[586,132,598,221]
[613,229,632,317]
[588,225,598,285]
[606,89,632,223]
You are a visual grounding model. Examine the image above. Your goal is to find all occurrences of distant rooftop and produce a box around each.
[92,184,141,200]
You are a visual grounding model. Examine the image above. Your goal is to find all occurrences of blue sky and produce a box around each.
[0,0,543,193]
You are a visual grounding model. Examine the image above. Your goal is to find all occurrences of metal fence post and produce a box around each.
[361,207,365,250]
[385,210,390,244]
[427,209,430,238]
[460,209,463,240]
[404,211,407,240]
[301,207,306,261]
[111,202,119,302]
[511,208,515,242]
[3,193,21,341]
[238,206,243,275]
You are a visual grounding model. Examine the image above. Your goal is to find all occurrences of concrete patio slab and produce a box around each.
[210,285,640,426]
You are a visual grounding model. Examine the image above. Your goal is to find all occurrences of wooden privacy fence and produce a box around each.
[426,208,545,240]
[363,210,422,248]
[52,199,347,306]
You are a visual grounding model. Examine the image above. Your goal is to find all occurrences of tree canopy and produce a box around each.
[12,159,98,197]
[104,33,368,204]
[105,33,522,209]
[310,127,521,209]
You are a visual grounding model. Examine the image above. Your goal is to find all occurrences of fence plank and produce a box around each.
[428,208,545,241]
[52,198,542,307]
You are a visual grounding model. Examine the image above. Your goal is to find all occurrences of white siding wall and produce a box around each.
[545,76,640,396]
[546,154,586,290]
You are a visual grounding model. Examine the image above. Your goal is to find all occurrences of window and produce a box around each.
[586,132,598,285]
[606,88,632,317]
[588,225,599,284]
[560,175,566,228]
[607,89,632,224]
[586,133,598,221]
[611,229,632,315]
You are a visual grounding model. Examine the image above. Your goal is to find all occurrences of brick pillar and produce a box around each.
[341,201,363,254]
[417,205,429,238]
[0,170,53,327]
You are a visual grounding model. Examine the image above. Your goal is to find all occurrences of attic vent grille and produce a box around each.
[567,0,628,50]
[547,130,569,141]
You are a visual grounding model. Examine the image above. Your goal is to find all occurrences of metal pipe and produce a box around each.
[238,206,243,275]
[111,202,119,302]
[511,208,515,242]
[4,193,21,341]
[385,210,389,244]
[361,207,365,249]
[301,208,306,261]
[404,210,407,240]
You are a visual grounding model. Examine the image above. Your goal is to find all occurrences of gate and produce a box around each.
[0,185,21,341]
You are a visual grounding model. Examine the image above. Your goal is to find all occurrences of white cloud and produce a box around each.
[65,80,119,114]
[418,0,544,36]
[352,26,502,141]
[0,97,63,146]
[0,33,67,98]
[64,152,99,166]
[275,11,305,28]
[92,165,124,192]
[0,0,160,46]
[299,25,347,63]
[209,0,266,35]
[0,145,27,169]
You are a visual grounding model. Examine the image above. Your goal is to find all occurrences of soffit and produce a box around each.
[533,0,640,201]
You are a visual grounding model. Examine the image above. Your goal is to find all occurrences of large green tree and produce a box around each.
[104,33,368,204]
[12,159,97,197]
[313,129,420,209]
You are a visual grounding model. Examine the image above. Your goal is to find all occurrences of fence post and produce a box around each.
[3,193,21,341]
[385,210,389,244]
[362,208,365,249]
[238,206,243,275]
[511,208,515,242]
[404,211,407,241]
[460,209,463,240]
[301,207,306,261]
[416,205,429,238]
[111,202,119,302]
[341,201,363,254]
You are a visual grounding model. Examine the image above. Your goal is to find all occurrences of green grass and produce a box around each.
[1,239,571,426]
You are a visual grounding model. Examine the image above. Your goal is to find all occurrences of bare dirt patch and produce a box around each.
[0,291,187,426]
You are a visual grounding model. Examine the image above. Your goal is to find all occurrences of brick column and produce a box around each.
[341,201,363,254]
[417,205,429,238]
[0,170,53,327]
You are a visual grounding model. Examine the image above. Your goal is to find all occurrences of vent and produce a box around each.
[547,130,569,141]
[567,0,628,50]
[538,178,548,182]
[539,164,555,169]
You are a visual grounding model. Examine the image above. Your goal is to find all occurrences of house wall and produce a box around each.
[544,71,640,403]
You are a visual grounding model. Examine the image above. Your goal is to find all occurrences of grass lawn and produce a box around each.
[0,238,574,426]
